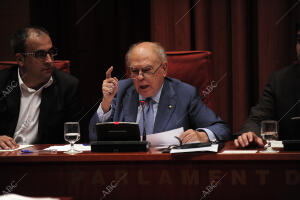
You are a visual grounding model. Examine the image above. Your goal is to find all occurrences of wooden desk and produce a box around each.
[0,142,299,200]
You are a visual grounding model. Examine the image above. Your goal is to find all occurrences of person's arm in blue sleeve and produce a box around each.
[179,88,231,144]
[89,103,113,141]
[89,66,118,141]
[196,128,217,142]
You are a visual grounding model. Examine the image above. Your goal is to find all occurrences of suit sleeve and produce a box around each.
[189,89,231,141]
[235,73,276,137]
[88,103,113,141]
[89,96,118,141]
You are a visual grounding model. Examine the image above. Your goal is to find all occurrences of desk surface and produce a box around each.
[0,142,299,200]
[0,141,300,162]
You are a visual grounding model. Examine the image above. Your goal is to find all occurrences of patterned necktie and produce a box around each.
[139,98,155,135]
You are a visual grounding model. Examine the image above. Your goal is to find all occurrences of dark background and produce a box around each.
[0,0,300,142]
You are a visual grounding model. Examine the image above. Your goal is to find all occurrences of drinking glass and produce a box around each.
[64,122,82,154]
[260,120,279,153]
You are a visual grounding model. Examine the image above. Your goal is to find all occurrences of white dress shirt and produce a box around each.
[13,69,53,144]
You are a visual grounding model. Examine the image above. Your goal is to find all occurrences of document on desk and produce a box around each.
[0,145,33,152]
[0,193,59,200]
[170,144,219,153]
[270,141,283,148]
[44,144,91,152]
[221,150,258,154]
[147,127,184,147]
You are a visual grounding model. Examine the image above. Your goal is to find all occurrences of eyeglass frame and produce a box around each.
[129,62,164,79]
[21,47,58,60]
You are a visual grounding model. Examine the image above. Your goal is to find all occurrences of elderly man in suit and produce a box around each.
[0,26,83,150]
[234,24,300,147]
[89,42,231,143]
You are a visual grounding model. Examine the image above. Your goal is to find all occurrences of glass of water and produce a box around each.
[260,120,279,153]
[64,122,82,154]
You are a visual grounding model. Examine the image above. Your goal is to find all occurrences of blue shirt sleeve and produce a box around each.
[96,102,112,122]
[196,128,217,142]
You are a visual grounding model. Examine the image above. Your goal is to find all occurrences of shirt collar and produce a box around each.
[139,81,164,104]
[17,68,53,94]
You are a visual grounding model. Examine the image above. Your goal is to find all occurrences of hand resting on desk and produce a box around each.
[179,129,209,144]
[0,135,19,150]
[234,132,264,148]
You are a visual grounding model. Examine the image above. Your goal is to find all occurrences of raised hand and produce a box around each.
[101,66,119,113]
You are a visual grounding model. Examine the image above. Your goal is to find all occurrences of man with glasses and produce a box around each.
[0,26,83,149]
[234,23,300,147]
[89,42,231,144]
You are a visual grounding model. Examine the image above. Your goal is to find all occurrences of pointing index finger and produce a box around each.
[106,66,113,79]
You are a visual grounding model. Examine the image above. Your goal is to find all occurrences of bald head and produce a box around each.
[126,42,167,67]
[126,41,168,98]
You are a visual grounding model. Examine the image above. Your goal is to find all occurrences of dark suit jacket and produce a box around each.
[236,63,300,140]
[0,65,83,144]
[89,77,231,141]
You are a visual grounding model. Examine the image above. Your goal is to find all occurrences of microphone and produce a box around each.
[139,100,147,141]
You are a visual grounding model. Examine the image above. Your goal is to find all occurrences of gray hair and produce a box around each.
[125,41,167,66]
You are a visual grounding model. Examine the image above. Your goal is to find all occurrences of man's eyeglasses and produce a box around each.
[22,47,58,59]
[129,63,163,79]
